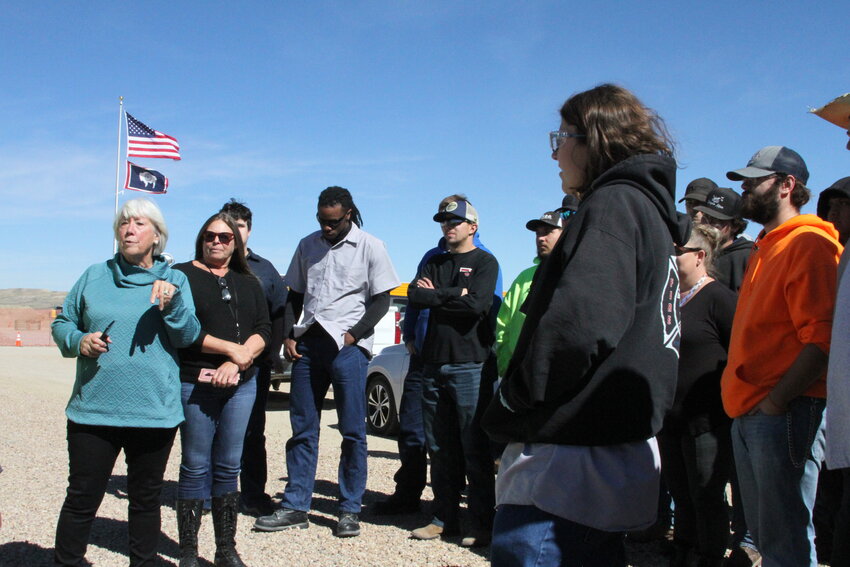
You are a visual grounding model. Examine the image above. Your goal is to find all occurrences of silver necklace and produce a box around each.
[679,274,707,307]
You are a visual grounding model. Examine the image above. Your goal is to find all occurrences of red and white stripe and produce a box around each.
[128,132,181,160]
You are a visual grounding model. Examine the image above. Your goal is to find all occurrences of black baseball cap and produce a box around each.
[727,146,809,186]
[526,211,563,231]
[693,187,741,221]
[679,178,718,203]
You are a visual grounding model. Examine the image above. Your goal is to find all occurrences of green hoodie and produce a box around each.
[495,258,539,377]
[53,254,200,428]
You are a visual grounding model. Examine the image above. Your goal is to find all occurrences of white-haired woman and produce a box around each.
[52,198,200,566]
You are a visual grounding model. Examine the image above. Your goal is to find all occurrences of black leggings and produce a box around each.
[54,421,177,566]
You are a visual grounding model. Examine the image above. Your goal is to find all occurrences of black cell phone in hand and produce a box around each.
[100,321,115,350]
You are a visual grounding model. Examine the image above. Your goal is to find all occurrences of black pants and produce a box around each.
[240,363,271,502]
[657,424,733,560]
[54,421,177,566]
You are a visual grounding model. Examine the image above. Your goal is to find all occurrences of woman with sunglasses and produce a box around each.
[174,212,270,567]
[52,198,200,566]
[483,84,691,566]
[660,224,737,566]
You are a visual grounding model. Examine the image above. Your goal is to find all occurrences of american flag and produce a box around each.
[126,113,181,160]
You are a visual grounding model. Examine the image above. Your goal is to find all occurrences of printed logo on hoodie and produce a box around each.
[660,256,682,357]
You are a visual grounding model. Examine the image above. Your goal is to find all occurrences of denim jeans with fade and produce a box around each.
[281,334,370,514]
[178,373,257,499]
[732,396,826,567]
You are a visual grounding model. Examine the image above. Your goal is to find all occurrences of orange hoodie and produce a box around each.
[721,214,843,417]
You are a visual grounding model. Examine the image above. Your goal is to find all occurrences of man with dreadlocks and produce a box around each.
[254,186,399,538]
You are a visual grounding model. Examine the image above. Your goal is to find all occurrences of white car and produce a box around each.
[365,343,410,436]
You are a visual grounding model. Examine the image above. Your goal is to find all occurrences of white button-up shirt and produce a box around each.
[284,223,400,354]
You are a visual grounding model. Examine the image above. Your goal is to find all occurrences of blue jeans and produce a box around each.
[178,373,257,499]
[732,396,826,566]
[282,334,369,514]
[391,353,428,500]
[492,504,625,567]
[421,361,495,530]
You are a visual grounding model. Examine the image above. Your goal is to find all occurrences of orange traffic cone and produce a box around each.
[15,331,22,347]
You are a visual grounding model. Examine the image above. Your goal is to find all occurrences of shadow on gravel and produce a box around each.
[0,541,61,567]
[103,474,181,512]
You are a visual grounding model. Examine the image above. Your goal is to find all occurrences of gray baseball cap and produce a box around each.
[726,146,809,186]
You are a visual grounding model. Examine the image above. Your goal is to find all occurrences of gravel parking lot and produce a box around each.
[0,347,668,566]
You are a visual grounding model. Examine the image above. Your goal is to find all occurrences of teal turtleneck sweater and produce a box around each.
[53,254,201,428]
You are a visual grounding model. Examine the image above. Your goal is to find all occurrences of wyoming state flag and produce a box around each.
[124,161,168,194]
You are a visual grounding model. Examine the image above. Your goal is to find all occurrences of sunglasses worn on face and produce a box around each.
[218,276,232,303]
[316,211,349,228]
[674,245,702,256]
[549,130,586,152]
[440,219,469,228]
[203,231,235,245]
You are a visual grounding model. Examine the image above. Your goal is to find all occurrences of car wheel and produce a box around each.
[366,374,398,436]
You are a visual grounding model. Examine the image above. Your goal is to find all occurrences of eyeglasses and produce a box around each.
[674,245,702,256]
[203,231,235,245]
[316,211,350,228]
[218,277,232,303]
[549,130,586,153]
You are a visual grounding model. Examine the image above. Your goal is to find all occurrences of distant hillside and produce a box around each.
[0,289,67,309]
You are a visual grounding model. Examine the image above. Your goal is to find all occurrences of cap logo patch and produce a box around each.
[445,202,458,212]
[708,195,724,207]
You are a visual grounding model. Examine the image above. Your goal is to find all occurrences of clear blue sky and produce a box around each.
[2,1,847,291]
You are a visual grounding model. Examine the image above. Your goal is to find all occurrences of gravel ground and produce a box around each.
[0,347,669,566]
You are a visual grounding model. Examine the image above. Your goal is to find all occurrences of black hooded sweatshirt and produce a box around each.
[714,237,753,292]
[483,154,690,446]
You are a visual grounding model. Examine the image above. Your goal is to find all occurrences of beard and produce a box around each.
[741,180,781,225]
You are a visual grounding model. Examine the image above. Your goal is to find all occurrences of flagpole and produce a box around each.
[114,96,123,254]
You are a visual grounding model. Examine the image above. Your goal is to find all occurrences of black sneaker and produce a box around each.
[336,513,360,538]
[253,508,309,532]
[372,495,420,516]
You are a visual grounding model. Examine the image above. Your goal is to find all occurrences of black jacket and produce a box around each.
[483,154,690,445]
[713,237,753,292]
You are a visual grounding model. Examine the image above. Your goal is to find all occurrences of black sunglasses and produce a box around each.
[218,277,231,303]
[316,211,350,228]
[674,245,702,256]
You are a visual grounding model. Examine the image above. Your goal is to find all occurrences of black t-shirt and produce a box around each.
[666,279,737,435]
[408,247,499,364]
[174,262,271,382]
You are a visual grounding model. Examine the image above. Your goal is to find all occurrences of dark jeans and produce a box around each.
[55,421,177,566]
[178,374,257,499]
[282,334,370,514]
[391,353,428,500]
[657,424,733,559]
[421,361,495,530]
[492,504,626,567]
[832,469,850,566]
[240,363,272,503]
